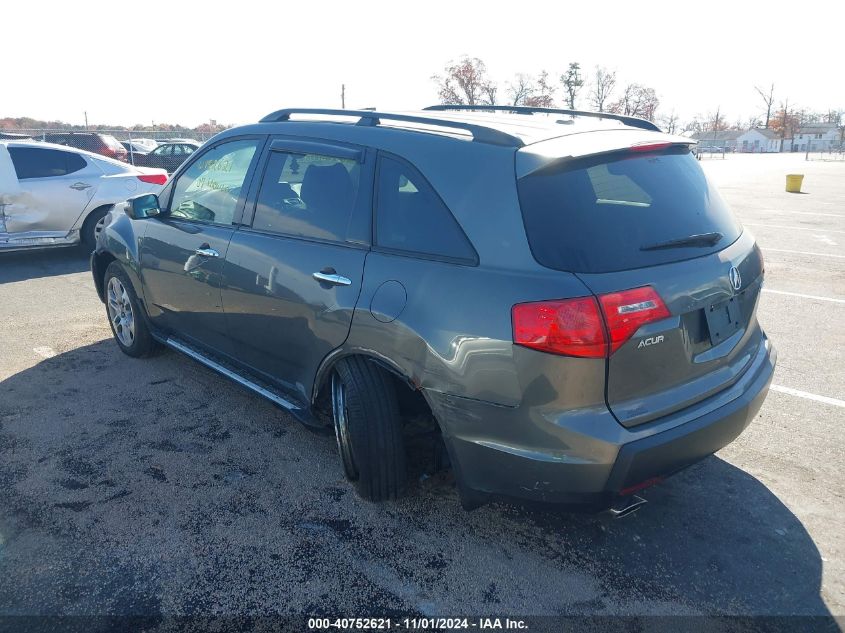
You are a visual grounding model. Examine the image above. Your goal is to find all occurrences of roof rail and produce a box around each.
[259,108,524,147]
[423,105,662,133]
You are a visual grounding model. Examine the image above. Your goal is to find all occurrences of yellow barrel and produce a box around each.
[785,174,804,193]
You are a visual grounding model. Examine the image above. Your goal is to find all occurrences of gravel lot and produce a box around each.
[0,153,842,629]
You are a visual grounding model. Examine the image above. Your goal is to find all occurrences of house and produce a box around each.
[690,130,743,151]
[793,122,841,152]
[736,128,781,153]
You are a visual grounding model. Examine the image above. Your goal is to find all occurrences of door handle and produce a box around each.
[195,246,220,258]
[69,182,92,191]
[312,271,352,286]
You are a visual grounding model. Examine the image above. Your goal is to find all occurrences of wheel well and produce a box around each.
[314,354,448,475]
[81,204,112,232]
[92,251,117,302]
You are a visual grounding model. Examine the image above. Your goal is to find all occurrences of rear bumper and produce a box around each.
[428,336,776,510]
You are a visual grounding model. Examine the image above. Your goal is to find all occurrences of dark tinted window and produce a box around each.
[517,148,742,273]
[375,156,475,262]
[252,150,360,242]
[169,139,259,225]
[9,147,87,179]
[43,133,100,151]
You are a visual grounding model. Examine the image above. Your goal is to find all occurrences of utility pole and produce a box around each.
[84,111,88,130]
[780,98,789,152]
[341,84,346,109]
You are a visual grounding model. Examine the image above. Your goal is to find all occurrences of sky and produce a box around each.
[2,0,843,128]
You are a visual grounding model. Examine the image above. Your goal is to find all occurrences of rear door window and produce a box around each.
[517,147,742,273]
[375,155,476,263]
[252,150,361,242]
[8,147,87,179]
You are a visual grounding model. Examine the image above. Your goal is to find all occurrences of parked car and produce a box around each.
[121,141,153,158]
[132,141,200,173]
[0,140,167,252]
[91,106,776,512]
[42,132,128,162]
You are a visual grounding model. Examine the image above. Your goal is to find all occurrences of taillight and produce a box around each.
[598,286,670,354]
[137,173,167,185]
[512,297,607,358]
[512,286,670,358]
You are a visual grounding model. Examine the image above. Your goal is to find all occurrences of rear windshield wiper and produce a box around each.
[640,232,723,251]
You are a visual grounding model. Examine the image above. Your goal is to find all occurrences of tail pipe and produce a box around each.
[607,495,647,519]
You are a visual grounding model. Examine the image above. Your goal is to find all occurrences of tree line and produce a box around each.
[0,117,229,135]
[431,57,843,137]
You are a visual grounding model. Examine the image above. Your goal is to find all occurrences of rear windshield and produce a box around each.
[517,147,742,273]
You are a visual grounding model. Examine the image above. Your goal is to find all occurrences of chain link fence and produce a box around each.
[805,147,845,161]
[0,128,217,168]
[693,146,727,160]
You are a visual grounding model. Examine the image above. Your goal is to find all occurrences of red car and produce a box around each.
[42,132,128,162]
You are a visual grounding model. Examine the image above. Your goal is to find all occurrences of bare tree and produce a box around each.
[560,62,584,109]
[659,111,679,134]
[706,106,728,132]
[481,82,498,106]
[507,74,536,106]
[524,71,555,108]
[432,57,496,106]
[682,117,704,134]
[590,66,616,112]
[608,84,660,121]
[755,83,775,129]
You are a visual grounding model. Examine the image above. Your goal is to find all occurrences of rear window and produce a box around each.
[517,147,742,273]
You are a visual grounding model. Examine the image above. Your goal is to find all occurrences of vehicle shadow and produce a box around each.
[0,246,91,284]
[0,339,836,623]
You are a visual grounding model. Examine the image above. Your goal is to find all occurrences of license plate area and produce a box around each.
[705,297,742,346]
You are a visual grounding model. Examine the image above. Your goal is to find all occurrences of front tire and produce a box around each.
[104,261,157,358]
[332,357,406,501]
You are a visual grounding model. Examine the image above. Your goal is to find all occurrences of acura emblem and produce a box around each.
[729,266,742,292]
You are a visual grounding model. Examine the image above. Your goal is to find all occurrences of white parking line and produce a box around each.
[745,223,845,235]
[33,346,56,358]
[764,248,845,259]
[762,289,845,304]
[770,385,845,408]
[761,210,844,218]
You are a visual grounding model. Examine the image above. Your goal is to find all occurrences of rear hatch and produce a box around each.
[516,133,764,427]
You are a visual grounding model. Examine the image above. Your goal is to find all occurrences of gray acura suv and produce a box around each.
[91,106,776,512]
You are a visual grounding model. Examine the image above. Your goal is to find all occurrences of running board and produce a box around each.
[163,337,320,428]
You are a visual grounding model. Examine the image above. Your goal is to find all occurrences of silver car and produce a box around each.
[0,140,167,252]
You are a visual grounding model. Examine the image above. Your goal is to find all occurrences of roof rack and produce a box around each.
[423,105,662,132]
[259,108,524,147]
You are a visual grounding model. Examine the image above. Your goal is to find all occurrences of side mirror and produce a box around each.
[126,193,161,220]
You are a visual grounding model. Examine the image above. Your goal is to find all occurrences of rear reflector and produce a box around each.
[598,286,670,354]
[512,286,670,358]
[620,476,665,496]
[137,173,167,185]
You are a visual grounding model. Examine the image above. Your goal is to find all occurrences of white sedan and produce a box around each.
[0,140,168,252]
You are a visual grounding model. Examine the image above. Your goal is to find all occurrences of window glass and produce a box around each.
[168,139,259,225]
[375,156,475,261]
[517,147,742,273]
[153,145,171,156]
[252,150,360,242]
[8,147,86,179]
